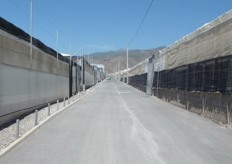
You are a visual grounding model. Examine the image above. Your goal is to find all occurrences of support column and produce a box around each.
[146,55,155,95]
[69,61,73,97]
[77,65,81,92]
[82,57,85,91]
[226,57,232,93]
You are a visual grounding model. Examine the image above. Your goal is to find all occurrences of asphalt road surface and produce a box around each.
[1,79,232,164]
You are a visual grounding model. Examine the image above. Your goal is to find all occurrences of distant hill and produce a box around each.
[89,47,165,73]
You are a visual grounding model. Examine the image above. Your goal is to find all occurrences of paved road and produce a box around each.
[1,79,232,164]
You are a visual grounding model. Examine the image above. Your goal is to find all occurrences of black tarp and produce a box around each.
[0,17,69,63]
[152,55,232,94]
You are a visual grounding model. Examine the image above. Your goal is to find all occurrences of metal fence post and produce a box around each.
[202,98,205,115]
[16,119,20,139]
[63,97,65,107]
[35,110,38,126]
[57,100,59,111]
[186,100,189,111]
[227,104,230,125]
[73,94,75,102]
[48,103,51,116]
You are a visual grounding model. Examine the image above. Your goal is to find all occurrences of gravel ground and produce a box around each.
[0,92,86,152]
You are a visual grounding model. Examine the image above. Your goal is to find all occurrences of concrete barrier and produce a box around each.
[0,29,69,127]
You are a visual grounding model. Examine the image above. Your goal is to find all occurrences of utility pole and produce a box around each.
[82,47,84,59]
[56,29,59,74]
[30,0,33,70]
[117,60,120,79]
[126,46,129,84]
[81,47,85,91]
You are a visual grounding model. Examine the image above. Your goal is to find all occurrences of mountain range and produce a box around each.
[89,46,165,73]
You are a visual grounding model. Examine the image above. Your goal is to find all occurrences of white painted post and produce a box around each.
[63,97,65,107]
[73,94,75,102]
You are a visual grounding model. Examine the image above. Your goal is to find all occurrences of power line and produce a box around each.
[9,0,29,17]
[9,0,71,53]
[30,1,71,52]
[33,3,57,30]
[127,0,154,47]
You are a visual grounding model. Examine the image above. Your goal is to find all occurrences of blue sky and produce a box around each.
[1,0,232,54]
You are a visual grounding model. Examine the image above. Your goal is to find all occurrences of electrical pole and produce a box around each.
[56,29,59,74]
[126,46,129,83]
[30,0,33,70]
